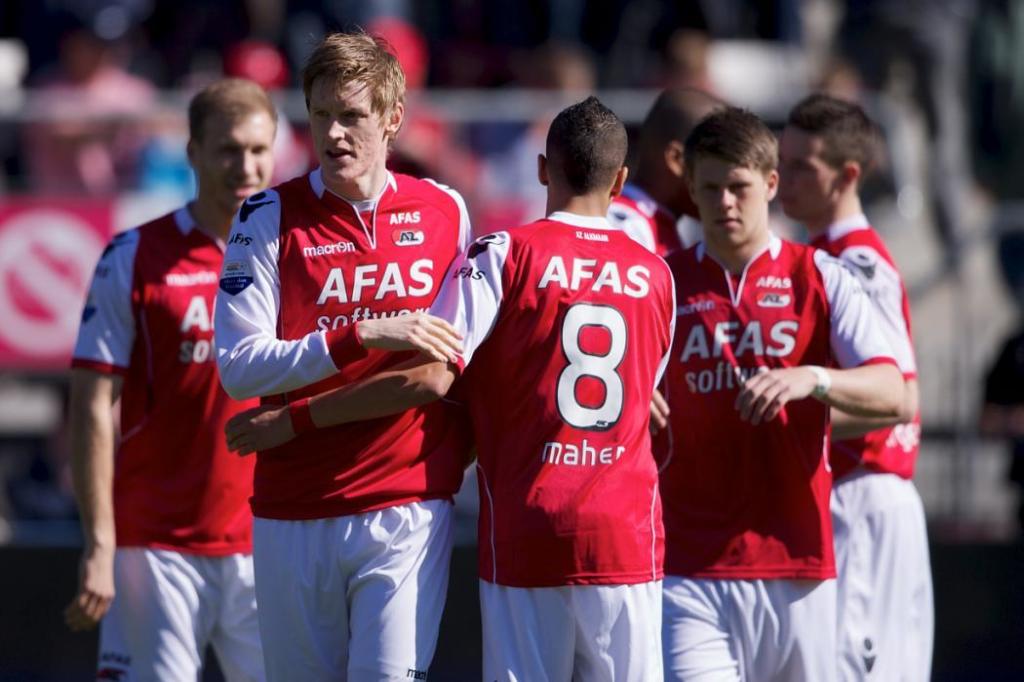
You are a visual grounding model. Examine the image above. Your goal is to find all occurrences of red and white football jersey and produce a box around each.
[811,214,920,480]
[215,169,472,520]
[608,184,686,256]
[660,235,896,580]
[72,208,257,555]
[432,211,676,587]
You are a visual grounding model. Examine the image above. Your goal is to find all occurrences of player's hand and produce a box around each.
[357,313,463,364]
[650,389,670,433]
[64,545,115,632]
[734,367,816,425]
[225,405,294,456]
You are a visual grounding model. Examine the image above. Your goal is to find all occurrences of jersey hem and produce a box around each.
[71,358,129,376]
[480,569,664,588]
[666,566,836,580]
[251,492,454,520]
[117,539,253,556]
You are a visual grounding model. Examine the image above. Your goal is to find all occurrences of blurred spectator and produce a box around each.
[838,0,975,267]
[968,0,1024,213]
[475,42,597,233]
[661,29,717,93]
[22,17,155,194]
[980,232,1024,534]
[224,39,312,184]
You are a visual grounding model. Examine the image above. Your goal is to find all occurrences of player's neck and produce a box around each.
[325,164,388,203]
[804,193,864,239]
[705,228,771,274]
[189,196,233,242]
[547,193,611,219]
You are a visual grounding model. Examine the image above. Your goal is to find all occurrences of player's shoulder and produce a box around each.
[393,173,467,216]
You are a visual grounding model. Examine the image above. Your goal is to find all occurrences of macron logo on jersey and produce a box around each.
[165,271,218,287]
[303,241,356,258]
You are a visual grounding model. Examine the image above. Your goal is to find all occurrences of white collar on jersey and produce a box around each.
[825,213,871,242]
[173,206,196,235]
[695,231,783,263]
[308,167,398,206]
[548,211,618,230]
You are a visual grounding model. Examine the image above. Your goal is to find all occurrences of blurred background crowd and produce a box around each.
[0,0,1021,554]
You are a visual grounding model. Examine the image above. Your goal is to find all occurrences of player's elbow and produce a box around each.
[215,354,260,401]
[412,362,456,402]
[874,365,907,419]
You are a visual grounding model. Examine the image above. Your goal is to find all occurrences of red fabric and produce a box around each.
[462,220,675,586]
[611,193,683,256]
[811,227,921,480]
[660,241,840,580]
[252,173,470,520]
[74,213,257,555]
[288,398,315,435]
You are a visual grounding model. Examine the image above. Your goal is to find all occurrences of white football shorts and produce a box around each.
[252,499,453,682]
[97,548,263,681]
[662,576,836,682]
[831,470,933,681]
[480,579,663,682]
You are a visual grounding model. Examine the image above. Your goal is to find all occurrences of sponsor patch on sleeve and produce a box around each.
[219,260,254,295]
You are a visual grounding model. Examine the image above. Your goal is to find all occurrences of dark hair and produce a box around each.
[787,93,881,175]
[188,78,277,142]
[639,87,723,154]
[684,106,777,175]
[546,96,627,193]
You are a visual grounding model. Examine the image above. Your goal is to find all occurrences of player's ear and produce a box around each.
[537,154,549,186]
[611,166,628,198]
[664,140,685,179]
[186,137,198,167]
[840,160,861,191]
[765,169,780,201]
[384,101,405,140]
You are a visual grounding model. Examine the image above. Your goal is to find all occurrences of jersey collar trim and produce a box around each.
[308,167,398,204]
[548,211,616,230]
[826,213,870,241]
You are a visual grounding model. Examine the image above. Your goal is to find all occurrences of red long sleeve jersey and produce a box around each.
[215,170,472,520]
[810,215,920,480]
[659,236,897,580]
[432,212,676,587]
[72,208,257,555]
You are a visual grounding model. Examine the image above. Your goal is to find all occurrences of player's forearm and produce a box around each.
[830,377,918,439]
[215,327,342,399]
[305,358,456,429]
[68,372,118,550]
[817,363,905,419]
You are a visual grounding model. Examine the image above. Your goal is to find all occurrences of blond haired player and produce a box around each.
[213,32,471,681]
[67,79,276,680]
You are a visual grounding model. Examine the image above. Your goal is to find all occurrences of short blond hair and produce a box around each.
[302,31,406,118]
[684,107,778,175]
[188,78,277,142]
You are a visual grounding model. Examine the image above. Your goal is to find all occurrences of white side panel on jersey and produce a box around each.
[837,245,917,375]
[814,250,895,370]
[214,190,338,399]
[73,229,141,369]
[423,178,473,251]
[607,203,658,253]
[430,231,510,368]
